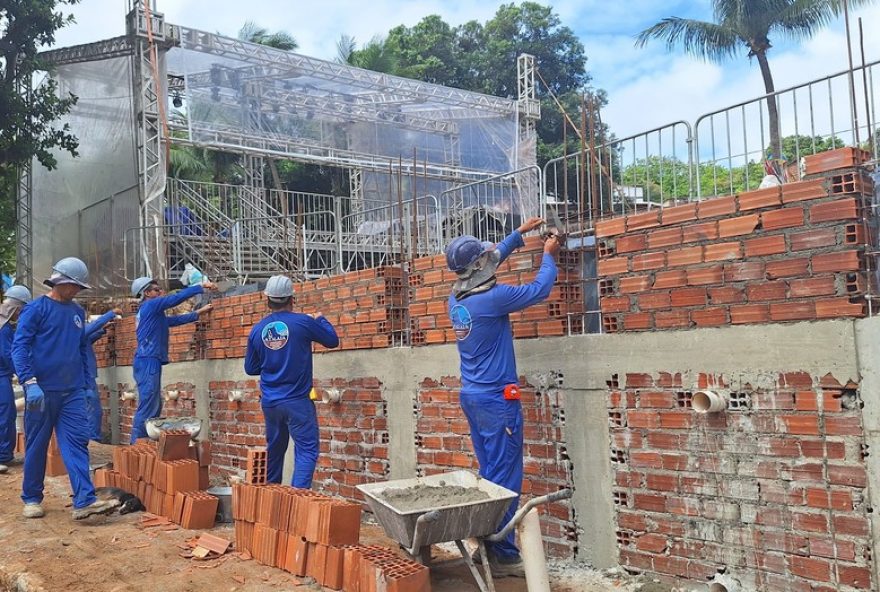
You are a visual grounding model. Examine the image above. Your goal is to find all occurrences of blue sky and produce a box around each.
[51,1,880,140]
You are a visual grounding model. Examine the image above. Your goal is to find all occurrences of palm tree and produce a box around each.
[237,21,298,51]
[335,34,399,74]
[636,0,874,161]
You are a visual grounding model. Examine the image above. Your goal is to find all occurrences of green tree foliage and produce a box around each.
[636,0,875,161]
[0,0,81,276]
[237,21,298,51]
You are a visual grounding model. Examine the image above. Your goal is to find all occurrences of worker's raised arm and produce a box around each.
[495,217,543,262]
[152,285,205,311]
[85,310,117,341]
[307,314,340,349]
[492,235,560,315]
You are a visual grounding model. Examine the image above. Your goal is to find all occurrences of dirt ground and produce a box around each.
[0,444,665,592]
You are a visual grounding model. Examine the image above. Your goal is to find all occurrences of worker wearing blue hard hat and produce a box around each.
[445,217,560,576]
[245,275,339,488]
[0,285,32,474]
[11,258,119,519]
[129,276,217,443]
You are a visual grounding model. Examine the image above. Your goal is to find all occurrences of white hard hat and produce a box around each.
[264,275,294,300]
[4,285,32,304]
[131,276,155,298]
[44,257,91,289]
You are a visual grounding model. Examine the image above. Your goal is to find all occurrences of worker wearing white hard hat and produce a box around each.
[244,275,339,487]
[129,276,217,443]
[0,285,32,474]
[11,258,118,520]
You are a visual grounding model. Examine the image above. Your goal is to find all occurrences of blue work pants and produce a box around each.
[460,391,524,559]
[21,388,97,509]
[131,357,162,443]
[0,377,16,463]
[85,383,103,443]
[262,396,319,488]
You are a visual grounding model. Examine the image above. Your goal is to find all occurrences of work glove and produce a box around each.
[25,382,45,413]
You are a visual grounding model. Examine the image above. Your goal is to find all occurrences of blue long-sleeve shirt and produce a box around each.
[135,285,203,364]
[449,231,557,396]
[11,296,89,392]
[0,324,14,378]
[84,311,117,384]
[245,312,339,405]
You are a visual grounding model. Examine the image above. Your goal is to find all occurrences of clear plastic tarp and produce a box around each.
[31,56,139,295]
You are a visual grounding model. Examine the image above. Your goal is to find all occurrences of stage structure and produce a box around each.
[20,1,541,295]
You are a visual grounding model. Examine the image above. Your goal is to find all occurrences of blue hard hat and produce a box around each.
[44,257,91,289]
[445,235,494,273]
[4,285,32,304]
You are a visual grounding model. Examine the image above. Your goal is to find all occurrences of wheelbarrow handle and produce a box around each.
[406,510,442,556]
[485,489,573,543]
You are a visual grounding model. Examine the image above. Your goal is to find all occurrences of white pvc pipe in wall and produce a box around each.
[517,508,551,592]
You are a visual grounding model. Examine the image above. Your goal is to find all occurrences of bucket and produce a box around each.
[208,486,233,523]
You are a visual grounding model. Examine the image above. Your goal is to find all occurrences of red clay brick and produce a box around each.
[647,227,682,249]
[595,216,626,238]
[632,252,666,272]
[691,307,728,327]
[708,286,745,304]
[622,312,652,331]
[810,197,860,223]
[633,493,666,513]
[766,258,809,279]
[730,304,769,324]
[596,257,629,277]
[838,565,872,589]
[718,214,760,238]
[769,301,815,322]
[803,146,871,174]
[812,251,861,273]
[682,221,718,243]
[627,210,661,231]
[653,310,690,329]
[781,178,829,203]
[686,266,724,286]
[638,292,671,310]
[788,555,831,582]
[723,261,764,281]
[703,241,742,262]
[789,277,836,298]
[652,270,687,289]
[619,275,653,293]
[747,281,787,302]
[615,234,647,254]
[635,533,668,553]
[627,410,660,428]
[601,296,631,313]
[779,414,820,435]
[666,246,703,267]
[660,202,697,225]
[738,186,781,211]
[834,513,870,534]
[743,235,786,257]
[670,287,707,307]
[696,196,736,219]
[762,206,805,230]
[814,297,865,319]
[828,465,867,487]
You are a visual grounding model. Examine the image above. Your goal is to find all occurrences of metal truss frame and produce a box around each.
[38,36,133,67]
[15,72,34,291]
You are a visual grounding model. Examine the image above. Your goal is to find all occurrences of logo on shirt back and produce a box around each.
[73,315,83,329]
[450,305,472,341]
[261,321,289,350]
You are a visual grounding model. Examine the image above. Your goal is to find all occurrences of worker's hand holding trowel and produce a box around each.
[195,303,213,316]
[201,280,218,292]
[517,216,544,234]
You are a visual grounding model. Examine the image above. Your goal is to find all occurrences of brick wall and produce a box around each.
[595,157,874,332]
[415,376,576,558]
[209,380,265,482]
[610,371,872,590]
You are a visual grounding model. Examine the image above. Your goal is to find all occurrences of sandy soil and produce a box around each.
[0,444,660,592]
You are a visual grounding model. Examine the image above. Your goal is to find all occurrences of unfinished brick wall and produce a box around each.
[596,155,875,332]
[209,380,265,481]
[415,376,576,558]
[610,371,872,590]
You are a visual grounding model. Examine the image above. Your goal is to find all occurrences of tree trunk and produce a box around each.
[755,49,782,161]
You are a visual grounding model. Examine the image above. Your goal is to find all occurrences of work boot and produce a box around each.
[0,464,8,474]
[489,554,525,578]
[23,503,45,519]
[72,499,119,520]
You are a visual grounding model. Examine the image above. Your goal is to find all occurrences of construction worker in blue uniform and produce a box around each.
[130,276,216,443]
[445,217,560,575]
[244,275,339,488]
[11,257,119,519]
[0,285,32,474]
[83,308,122,443]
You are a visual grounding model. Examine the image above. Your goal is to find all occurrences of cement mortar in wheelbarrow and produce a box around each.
[144,417,203,440]
[357,470,517,549]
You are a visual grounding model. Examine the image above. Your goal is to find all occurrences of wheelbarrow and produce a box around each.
[144,416,203,440]
[357,470,572,592]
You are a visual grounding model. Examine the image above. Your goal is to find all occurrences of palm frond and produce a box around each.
[635,17,741,63]
[336,34,357,64]
[773,0,840,38]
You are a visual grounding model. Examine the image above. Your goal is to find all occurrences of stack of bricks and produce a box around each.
[595,147,875,332]
[96,433,215,527]
[408,235,584,345]
[414,376,575,558]
[232,483,427,591]
[609,371,873,590]
[245,448,267,484]
[11,431,66,476]
[313,378,390,501]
